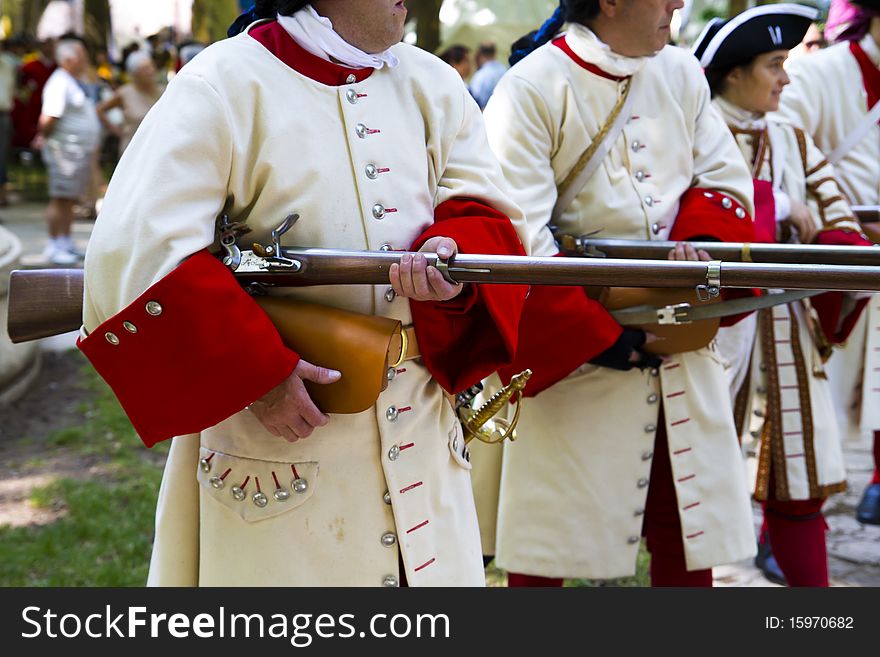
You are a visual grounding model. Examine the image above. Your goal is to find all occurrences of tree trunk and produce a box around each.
[410,0,443,53]
[191,0,241,43]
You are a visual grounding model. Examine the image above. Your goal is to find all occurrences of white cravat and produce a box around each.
[564,24,651,78]
[277,6,399,70]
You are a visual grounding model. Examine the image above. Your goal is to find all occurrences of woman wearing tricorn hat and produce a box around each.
[775,0,880,531]
[694,3,873,586]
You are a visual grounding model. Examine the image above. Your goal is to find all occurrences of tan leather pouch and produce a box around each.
[599,287,722,356]
[254,296,403,415]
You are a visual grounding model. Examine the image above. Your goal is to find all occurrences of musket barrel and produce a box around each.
[575,238,880,266]
[853,206,880,223]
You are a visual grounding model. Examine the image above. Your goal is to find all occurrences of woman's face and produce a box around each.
[723,49,790,114]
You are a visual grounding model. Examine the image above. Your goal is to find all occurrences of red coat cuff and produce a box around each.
[810,230,874,343]
[409,198,528,393]
[670,187,759,326]
[78,250,300,447]
[669,187,755,243]
[498,254,623,397]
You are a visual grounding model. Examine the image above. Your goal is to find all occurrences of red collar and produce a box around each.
[249,21,374,86]
[553,36,629,82]
[850,40,880,110]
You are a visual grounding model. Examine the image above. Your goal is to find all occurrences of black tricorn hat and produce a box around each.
[692,3,819,70]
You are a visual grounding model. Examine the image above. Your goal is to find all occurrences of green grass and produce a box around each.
[0,358,168,587]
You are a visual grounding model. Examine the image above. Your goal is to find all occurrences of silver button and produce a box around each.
[356,123,368,138]
[123,322,138,334]
[634,170,645,182]
[346,89,358,104]
[387,367,397,382]
[641,451,653,461]
[372,204,386,219]
[647,394,658,404]
[384,287,396,302]
[146,301,163,316]
[637,478,649,489]
[292,478,309,494]
[754,409,764,418]
[703,192,714,199]
[365,164,379,179]
[383,490,392,505]
[759,363,768,372]
[644,196,654,207]
[231,486,246,501]
[750,430,760,439]
[104,332,119,345]
[650,368,659,377]
[388,445,401,461]
[381,532,397,547]
[627,536,640,545]
[346,74,357,84]
[252,492,269,508]
[386,406,399,422]
[756,387,767,395]
[382,575,399,587]
[274,488,290,501]
[634,508,645,517]
[199,458,212,473]
[644,424,656,433]
[652,222,662,235]
[735,207,746,219]
[722,197,733,209]
[210,477,224,490]
[453,437,458,450]
[631,140,641,152]
[380,243,393,252]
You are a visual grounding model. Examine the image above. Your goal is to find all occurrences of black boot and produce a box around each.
[754,532,787,586]
[855,483,880,526]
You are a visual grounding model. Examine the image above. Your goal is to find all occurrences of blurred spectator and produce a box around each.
[35,39,103,264]
[96,51,162,156]
[0,40,20,206]
[176,41,207,71]
[469,42,507,110]
[789,22,827,58]
[94,51,115,83]
[439,44,473,81]
[11,38,56,149]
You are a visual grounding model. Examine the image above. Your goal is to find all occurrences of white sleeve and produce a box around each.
[483,73,558,256]
[41,73,67,118]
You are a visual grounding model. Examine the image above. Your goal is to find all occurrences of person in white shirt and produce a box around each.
[36,39,102,265]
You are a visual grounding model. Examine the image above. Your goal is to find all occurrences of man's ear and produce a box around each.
[598,0,621,19]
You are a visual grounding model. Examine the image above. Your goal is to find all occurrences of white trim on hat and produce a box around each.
[690,17,724,59]
[697,3,819,69]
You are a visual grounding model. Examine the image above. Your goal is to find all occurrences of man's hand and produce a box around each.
[667,241,712,262]
[249,359,341,442]
[389,236,464,302]
[784,200,817,243]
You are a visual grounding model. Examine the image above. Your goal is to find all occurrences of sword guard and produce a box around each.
[459,369,532,445]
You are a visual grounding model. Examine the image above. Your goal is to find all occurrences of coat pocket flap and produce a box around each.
[196,448,319,523]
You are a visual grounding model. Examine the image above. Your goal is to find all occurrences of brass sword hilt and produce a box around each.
[460,369,532,445]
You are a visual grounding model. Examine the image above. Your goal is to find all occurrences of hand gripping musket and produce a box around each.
[9,213,880,345]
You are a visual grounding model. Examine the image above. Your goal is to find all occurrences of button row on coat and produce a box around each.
[104,300,163,345]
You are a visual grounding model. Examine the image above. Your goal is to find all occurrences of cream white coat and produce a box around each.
[82,25,524,587]
[482,27,756,578]
[775,35,880,439]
